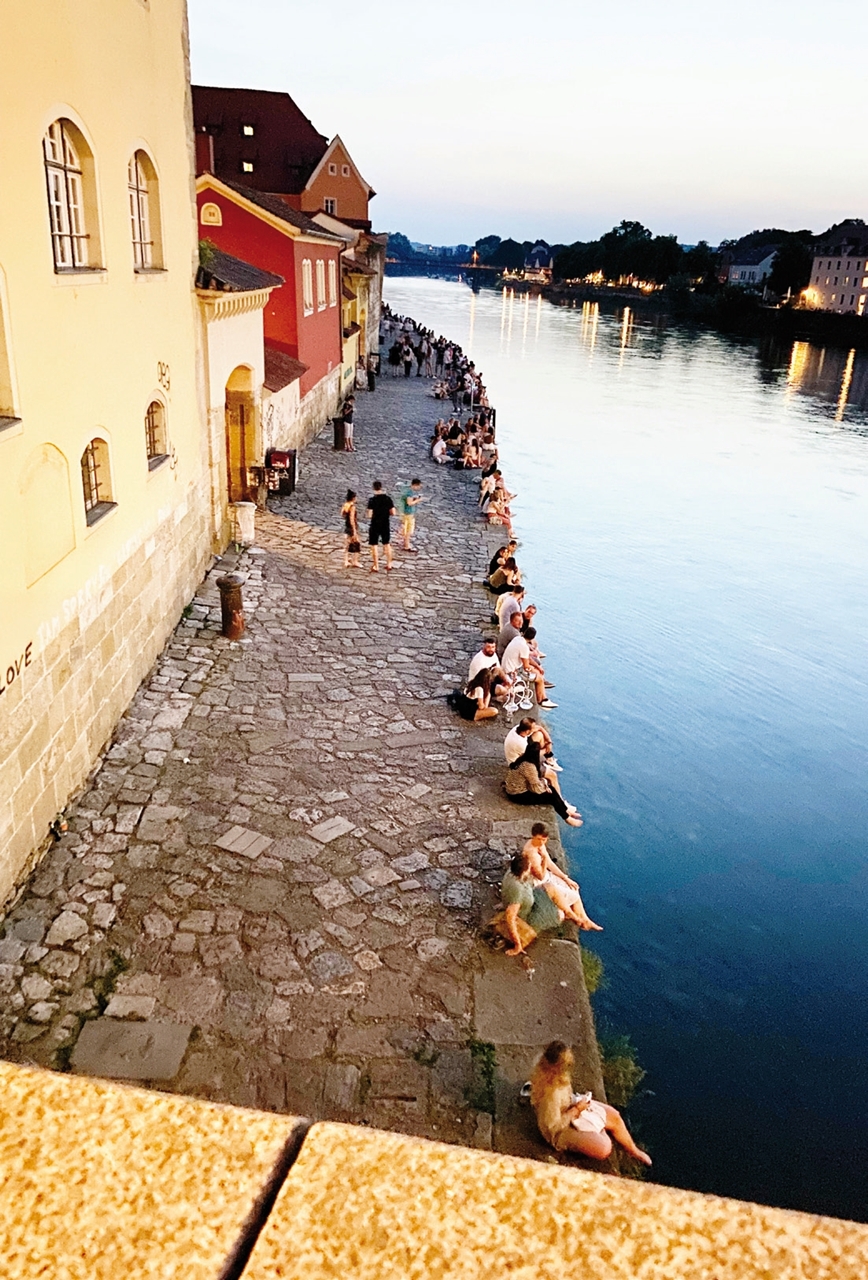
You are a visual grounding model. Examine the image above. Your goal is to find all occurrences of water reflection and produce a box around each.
[782,339,868,421]
[580,300,599,354]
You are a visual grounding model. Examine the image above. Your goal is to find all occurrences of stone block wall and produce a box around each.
[0,484,213,907]
[295,368,342,450]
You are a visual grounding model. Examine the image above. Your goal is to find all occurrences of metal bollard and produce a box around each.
[216,573,246,640]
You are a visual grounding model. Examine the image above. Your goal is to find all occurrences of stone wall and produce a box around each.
[295,367,342,450]
[0,484,213,907]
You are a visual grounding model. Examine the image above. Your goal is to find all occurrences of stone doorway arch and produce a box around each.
[224,365,256,502]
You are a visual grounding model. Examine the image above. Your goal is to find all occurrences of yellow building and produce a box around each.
[0,1,217,902]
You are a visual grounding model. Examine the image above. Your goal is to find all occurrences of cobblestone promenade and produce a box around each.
[0,370,602,1158]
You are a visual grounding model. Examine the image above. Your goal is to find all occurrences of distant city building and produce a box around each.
[803,220,868,315]
[726,247,778,287]
[523,241,554,283]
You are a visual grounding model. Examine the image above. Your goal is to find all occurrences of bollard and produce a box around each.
[332,416,346,451]
[216,573,246,640]
[232,500,256,547]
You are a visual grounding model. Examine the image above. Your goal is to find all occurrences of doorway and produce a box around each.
[225,365,256,502]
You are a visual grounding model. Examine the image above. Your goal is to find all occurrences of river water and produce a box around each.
[385,276,868,1221]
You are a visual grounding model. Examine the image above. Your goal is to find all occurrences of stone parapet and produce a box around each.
[0,1059,866,1279]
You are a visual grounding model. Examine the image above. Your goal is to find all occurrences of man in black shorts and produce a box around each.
[366,480,395,573]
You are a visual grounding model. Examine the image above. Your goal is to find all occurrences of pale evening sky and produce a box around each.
[188,0,867,248]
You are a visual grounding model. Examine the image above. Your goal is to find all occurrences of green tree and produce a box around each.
[474,235,502,260]
[553,239,603,280]
[683,240,718,284]
[387,232,416,261]
[486,238,526,270]
[769,234,815,296]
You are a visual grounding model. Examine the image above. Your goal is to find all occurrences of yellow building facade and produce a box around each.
[0,1,217,902]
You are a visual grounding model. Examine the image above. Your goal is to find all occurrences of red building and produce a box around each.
[197,175,344,407]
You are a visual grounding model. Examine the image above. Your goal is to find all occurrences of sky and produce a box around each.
[188,0,867,248]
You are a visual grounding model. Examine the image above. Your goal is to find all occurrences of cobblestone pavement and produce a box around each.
[0,368,602,1158]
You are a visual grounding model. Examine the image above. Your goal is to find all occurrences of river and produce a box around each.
[385,276,868,1221]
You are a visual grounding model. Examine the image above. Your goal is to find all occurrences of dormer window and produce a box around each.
[242,124,255,136]
[241,161,254,173]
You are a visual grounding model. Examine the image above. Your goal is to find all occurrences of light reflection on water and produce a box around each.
[386,277,868,1221]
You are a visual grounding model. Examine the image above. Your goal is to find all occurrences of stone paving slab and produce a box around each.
[0,363,602,1163]
[71,1019,192,1080]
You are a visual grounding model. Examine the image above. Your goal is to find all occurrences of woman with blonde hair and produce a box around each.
[530,1041,651,1164]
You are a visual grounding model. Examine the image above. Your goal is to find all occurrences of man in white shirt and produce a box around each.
[468,638,508,702]
[502,628,556,709]
[495,586,525,627]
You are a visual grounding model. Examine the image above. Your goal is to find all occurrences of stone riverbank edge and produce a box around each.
[0,368,606,1164]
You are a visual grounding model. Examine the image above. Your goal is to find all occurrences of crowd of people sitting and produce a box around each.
[376,304,650,1168]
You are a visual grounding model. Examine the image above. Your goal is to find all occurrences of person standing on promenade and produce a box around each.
[402,344,414,378]
[366,481,395,573]
[341,395,356,452]
[398,478,423,553]
[341,490,362,569]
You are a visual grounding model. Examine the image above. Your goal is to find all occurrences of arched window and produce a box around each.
[128,150,163,269]
[80,438,115,524]
[301,259,314,315]
[43,120,100,271]
[145,400,168,467]
[316,259,326,311]
[328,259,337,308]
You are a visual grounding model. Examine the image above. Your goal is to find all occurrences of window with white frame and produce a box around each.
[328,259,337,308]
[323,197,336,216]
[128,152,154,269]
[328,162,337,175]
[80,438,114,524]
[145,400,168,467]
[341,164,350,177]
[302,258,314,315]
[43,120,91,270]
[316,259,326,311]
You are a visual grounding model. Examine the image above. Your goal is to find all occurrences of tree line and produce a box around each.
[388,220,837,297]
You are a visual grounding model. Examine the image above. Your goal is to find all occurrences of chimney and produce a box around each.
[195,130,215,176]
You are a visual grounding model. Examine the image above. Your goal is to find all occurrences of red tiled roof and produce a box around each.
[195,246,284,293]
[264,346,308,392]
[213,179,344,242]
